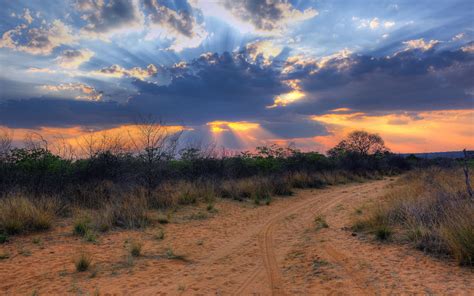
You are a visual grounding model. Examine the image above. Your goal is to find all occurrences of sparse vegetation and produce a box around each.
[129,240,142,257]
[354,168,474,265]
[75,253,92,272]
[0,195,57,235]
[314,215,329,231]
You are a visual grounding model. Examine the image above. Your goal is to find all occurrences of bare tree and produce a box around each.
[0,127,13,159]
[24,132,49,151]
[328,130,388,157]
[77,130,130,158]
[128,115,183,192]
[129,116,182,163]
[51,135,77,160]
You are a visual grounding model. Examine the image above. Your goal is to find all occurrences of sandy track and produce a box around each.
[1,178,473,295]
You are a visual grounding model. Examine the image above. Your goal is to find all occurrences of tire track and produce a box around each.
[233,182,379,295]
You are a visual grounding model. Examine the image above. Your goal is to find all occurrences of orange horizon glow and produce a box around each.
[2,109,473,155]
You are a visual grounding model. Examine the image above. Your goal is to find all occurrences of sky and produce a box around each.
[0,0,473,154]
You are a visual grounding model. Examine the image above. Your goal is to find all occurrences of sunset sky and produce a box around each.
[0,0,473,153]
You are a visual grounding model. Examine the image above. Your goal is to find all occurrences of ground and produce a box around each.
[1,178,473,295]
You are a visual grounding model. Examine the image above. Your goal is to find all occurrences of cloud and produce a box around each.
[56,49,94,69]
[77,0,144,39]
[452,32,465,41]
[40,83,103,101]
[353,17,395,30]
[245,40,283,64]
[92,64,158,80]
[403,38,440,51]
[26,67,57,73]
[461,42,474,52]
[22,8,34,24]
[0,98,133,128]
[221,0,318,34]
[283,46,474,114]
[143,0,208,51]
[0,20,76,55]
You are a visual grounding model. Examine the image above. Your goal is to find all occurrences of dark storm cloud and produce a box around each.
[143,0,197,38]
[260,115,328,139]
[0,98,134,128]
[222,0,317,32]
[128,51,290,124]
[284,47,474,114]
[77,0,143,37]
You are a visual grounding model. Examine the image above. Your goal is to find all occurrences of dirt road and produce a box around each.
[1,178,473,295]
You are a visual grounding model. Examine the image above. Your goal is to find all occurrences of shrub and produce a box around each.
[75,253,91,272]
[0,195,57,235]
[129,240,142,257]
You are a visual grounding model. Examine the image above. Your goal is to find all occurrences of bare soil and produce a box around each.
[1,178,473,295]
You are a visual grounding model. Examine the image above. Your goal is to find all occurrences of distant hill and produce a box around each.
[399,150,474,159]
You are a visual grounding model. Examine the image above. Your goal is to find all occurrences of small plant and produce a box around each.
[154,229,165,240]
[312,258,329,274]
[73,215,91,237]
[156,213,169,224]
[32,237,41,244]
[314,215,329,231]
[0,233,8,244]
[84,230,98,243]
[206,203,218,213]
[129,240,142,257]
[189,211,208,220]
[75,253,91,272]
[165,248,186,260]
[375,225,392,241]
[0,251,10,259]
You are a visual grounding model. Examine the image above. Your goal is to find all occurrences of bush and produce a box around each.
[0,195,57,235]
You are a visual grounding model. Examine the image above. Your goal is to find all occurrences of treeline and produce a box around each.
[0,127,413,199]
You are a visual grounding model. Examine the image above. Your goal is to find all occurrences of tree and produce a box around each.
[328,130,388,157]
[0,128,13,159]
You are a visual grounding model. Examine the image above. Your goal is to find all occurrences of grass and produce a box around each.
[314,215,329,231]
[73,214,92,236]
[0,195,57,235]
[154,229,165,240]
[375,225,392,241]
[353,167,474,265]
[75,253,92,272]
[0,251,10,259]
[129,240,142,257]
[0,233,8,244]
[165,248,186,261]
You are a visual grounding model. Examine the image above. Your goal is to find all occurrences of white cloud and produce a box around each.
[41,83,103,101]
[0,20,76,55]
[92,64,158,80]
[452,32,465,41]
[384,21,395,28]
[403,38,439,51]
[56,49,94,69]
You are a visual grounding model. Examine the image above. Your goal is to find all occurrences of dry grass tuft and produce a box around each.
[354,167,474,265]
[0,195,58,235]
